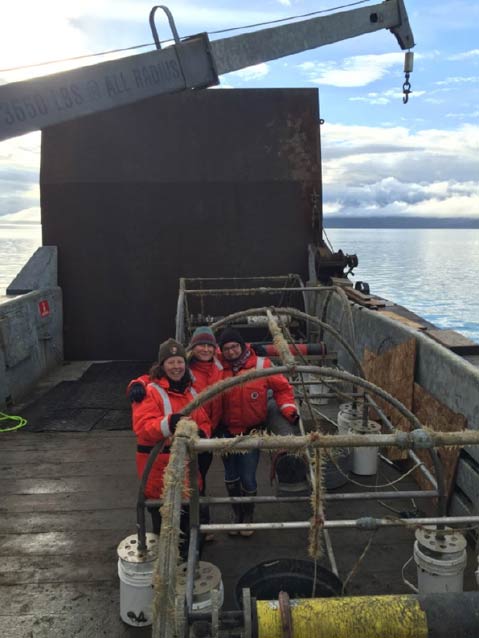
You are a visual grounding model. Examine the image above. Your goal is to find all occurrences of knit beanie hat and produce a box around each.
[188,326,217,349]
[218,327,246,350]
[158,338,187,365]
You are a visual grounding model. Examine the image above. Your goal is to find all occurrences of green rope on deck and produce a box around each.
[0,412,27,432]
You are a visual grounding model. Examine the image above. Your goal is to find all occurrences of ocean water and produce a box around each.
[0,223,42,293]
[1,223,478,344]
[326,228,479,344]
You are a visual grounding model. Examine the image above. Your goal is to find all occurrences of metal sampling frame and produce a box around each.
[134,280,479,637]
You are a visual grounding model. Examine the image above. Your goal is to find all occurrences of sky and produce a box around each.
[0,0,478,223]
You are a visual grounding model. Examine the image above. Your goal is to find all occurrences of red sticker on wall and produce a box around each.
[38,300,50,317]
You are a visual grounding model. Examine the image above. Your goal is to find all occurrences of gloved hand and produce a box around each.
[129,382,146,403]
[169,413,183,435]
[282,407,300,425]
[197,428,207,439]
[290,413,300,426]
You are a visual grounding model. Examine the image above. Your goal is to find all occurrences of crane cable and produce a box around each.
[0,0,371,73]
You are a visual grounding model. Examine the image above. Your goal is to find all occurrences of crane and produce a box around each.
[0,0,414,143]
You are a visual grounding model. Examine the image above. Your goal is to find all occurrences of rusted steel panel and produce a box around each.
[41,89,321,359]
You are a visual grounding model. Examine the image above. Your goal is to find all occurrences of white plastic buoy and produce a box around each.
[414,526,467,594]
[349,419,381,475]
[177,561,224,612]
[337,402,367,435]
[117,533,158,627]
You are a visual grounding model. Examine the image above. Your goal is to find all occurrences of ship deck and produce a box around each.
[1,361,477,637]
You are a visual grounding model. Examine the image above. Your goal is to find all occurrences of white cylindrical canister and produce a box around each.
[304,373,330,406]
[414,526,467,594]
[337,402,367,435]
[178,561,224,612]
[117,533,158,627]
[349,419,381,475]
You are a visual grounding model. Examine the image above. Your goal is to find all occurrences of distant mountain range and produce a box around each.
[2,211,479,229]
[324,217,479,229]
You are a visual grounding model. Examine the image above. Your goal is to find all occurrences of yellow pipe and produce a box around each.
[257,595,428,638]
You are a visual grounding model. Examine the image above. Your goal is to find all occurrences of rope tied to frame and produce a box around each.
[151,418,198,637]
[308,448,325,560]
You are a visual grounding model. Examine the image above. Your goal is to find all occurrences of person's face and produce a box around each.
[163,356,186,381]
[192,343,215,362]
[221,341,242,361]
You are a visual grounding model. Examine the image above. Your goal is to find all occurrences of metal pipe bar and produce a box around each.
[210,309,364,376]
[184,286,328,295]
[290,381,355,387]
[192,429,479,451]
[198,490,438,505]
[185,454,200,614]
[188,609,244,621]
[366,393,438,489]
[188,454,200,528]
[309,403,345,430]
[185,526,198,614]
[323,528,338,576]
[181,360,446,525]
[145,490,438,509]
[201,515,479,533]
[183,275,305,282]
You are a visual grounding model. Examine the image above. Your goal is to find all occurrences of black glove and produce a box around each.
[169,413,183,435]
[129,382,146,403]
[197,428,207,439]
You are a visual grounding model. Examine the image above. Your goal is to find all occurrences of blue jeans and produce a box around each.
[221,434,260,492]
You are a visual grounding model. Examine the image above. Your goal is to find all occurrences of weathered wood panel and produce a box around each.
[363,338,416,459]
[412,382,466,501]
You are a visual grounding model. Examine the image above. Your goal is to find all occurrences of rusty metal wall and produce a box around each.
[40,89,321,360]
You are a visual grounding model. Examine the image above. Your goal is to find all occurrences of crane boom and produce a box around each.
[0,0,414,142]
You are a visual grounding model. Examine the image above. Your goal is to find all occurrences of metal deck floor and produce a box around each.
[1,363,477,636]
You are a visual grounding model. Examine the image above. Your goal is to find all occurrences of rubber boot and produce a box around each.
[240,488,257,537]
[225,479,243,536]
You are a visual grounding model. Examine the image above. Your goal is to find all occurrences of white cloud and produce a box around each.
[349,89,426,105]
[448,49,479,61]
[277,0,291,5]
[0,2,284,83]
[436,76,479,86]
[229,63,269,82]
[0,207,40,223]
[322,122,479,218]
[445,111,479,119]
[298,52,404,88]
[0,132,40,217]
